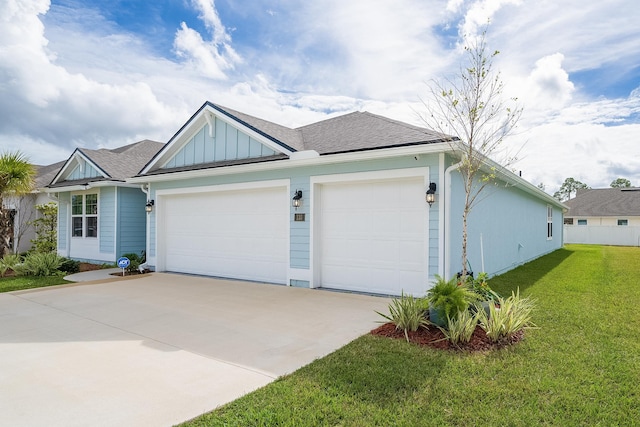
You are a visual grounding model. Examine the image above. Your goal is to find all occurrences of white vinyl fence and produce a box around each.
[564,225,640,246]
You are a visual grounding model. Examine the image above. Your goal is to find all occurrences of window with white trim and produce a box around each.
[547,206,553,239]
[564,218,574,225]
[71,193,98,238]
[618,219,628,226]
[577,219,587,226]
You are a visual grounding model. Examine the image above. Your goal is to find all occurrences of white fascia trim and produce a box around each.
[479,156,568,210]
[129,142,452,184]
[44,181,140,193]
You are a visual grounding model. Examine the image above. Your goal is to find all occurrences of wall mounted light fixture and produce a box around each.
[426,182,437,206]
[145,200,155,213]
[292,190,303,208]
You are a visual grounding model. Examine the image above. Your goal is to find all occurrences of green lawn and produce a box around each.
[182,245,640,426]
[0,275,70,293]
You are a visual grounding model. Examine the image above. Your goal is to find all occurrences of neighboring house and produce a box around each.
[2,160,64,254]
[564,187,640,246]
[128,101,565,296]
[45,140,163,263]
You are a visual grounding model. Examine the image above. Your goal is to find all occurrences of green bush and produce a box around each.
[120,252,145,273]
[30,202,57,253]
[376,292,428,342]
[477,288,536,342]
[58,258,81,274]
[427,275,480,324]
[0,254,22,277]
[13,252,63,277]
[467,272,501,302]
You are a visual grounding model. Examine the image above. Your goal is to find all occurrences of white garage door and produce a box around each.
[160,186,288,284]
[318,177,428,296]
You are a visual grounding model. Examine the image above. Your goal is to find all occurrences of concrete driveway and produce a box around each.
[0,274,390,426]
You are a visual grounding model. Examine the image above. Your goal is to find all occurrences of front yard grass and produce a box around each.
[182,245,640,426]
[0,275,70,293]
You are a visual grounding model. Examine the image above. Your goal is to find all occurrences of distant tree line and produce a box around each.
[546,177,634,202]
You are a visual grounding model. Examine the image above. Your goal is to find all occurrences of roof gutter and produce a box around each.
[129,142,453,184]
[44,181,141,193]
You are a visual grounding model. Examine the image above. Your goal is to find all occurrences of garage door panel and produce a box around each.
[319,177,427,296]
[162,186,288,284]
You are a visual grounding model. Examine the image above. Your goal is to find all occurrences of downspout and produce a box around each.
[444,159,463,280]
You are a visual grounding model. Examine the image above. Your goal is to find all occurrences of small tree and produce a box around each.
[9,195,36,253]
[0,151,36,256]
[610,178,631,188]
[421,32,522,278]
[31,202,57,253]
[553,178,589,201]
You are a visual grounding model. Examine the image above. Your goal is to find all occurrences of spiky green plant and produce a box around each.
[439,308,479,346]
[13,252,63,277]
[376,292,428,342]
[477,288,536,342]
[0,254,22,277]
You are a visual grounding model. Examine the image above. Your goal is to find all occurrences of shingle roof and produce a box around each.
[564,188,640,216]
[34,160,65,188]
[297,111,453,154]
[78,139,164,180]
[211,104,305,152]
[140,104,455,176]
[210,106,452,155]
[48,140,163,188]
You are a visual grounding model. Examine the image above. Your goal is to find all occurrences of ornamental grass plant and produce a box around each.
[376,292,428,342]
[477,288,536,342]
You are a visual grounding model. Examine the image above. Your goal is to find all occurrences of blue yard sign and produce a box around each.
[117,257,130,276]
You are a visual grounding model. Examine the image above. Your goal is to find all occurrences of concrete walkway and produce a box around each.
[64,267,122,282]
[0,274,390,426]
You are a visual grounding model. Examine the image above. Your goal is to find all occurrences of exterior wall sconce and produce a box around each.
[145,200,155,213]
[426,182,437,206]
[292,190,303,208]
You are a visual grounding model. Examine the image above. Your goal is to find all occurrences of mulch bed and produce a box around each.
[78,263,104,272]
[371,322,524,352]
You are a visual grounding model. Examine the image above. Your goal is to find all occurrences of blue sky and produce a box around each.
[1,0,639,192]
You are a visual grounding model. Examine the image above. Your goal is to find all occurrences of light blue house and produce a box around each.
[129,102,565,296]
[46,140,163,263]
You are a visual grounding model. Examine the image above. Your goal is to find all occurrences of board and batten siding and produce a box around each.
[99,187,116,255]
[147,154,442,288]
[162,119,277,169]
[57,192,70,254]
[289,174,310,270]
[67,159,101,180]
[116,187,148,257]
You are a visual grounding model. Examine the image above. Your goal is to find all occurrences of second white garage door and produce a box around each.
[317,177,428,296]
[160,185,288,284]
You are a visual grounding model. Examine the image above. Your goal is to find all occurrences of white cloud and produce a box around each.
[0,0,183,160]
[174,0,241,80]
[458,0,522,41]
[523,53,575,111]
